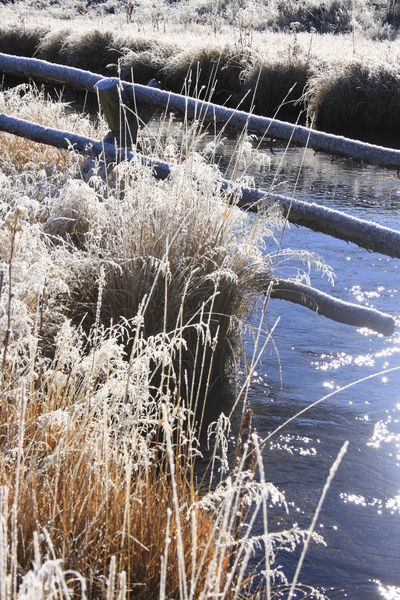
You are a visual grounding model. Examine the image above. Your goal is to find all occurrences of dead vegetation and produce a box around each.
[0,87,329,598]
[0,3,394,595]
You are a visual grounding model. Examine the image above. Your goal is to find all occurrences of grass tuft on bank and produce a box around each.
[0,85,330,598]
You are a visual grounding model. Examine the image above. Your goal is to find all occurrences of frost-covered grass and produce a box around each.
[1,2,400,136]
[0,86,332,598]
[0,85,106,174]
[4,0,400,36]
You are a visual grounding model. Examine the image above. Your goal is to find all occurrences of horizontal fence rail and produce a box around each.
[1,113,400,260]
[1,53,400,169]
[0,113,396,336]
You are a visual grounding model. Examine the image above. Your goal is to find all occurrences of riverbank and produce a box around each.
[0,80,333,598]
[0,3,400,142]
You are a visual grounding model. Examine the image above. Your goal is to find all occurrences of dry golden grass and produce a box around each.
[0,70,333,600]
[0,139,256,596]
[0,372,219,599]
[0,131,71,174]
[0,86,105,174]
[0,140,285,597]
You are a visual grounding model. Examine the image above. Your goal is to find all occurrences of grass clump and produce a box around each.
[0,24,48,56]
[160,44,248,104]
[0,318,220,598]
[55,29,121,75]
[44,152,274,389]
[1,14,400,136]
[119,41,177,84]
[37,29,121,75]
[305,59,400,133]
[242,55,311,120]
[0,86,329,598]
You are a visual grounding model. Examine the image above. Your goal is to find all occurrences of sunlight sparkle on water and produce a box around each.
[368,419,400,450]
[312,333,400,372]
[377,582,400,599]
[340,493,391,515]
[340,493,369,507]
[269,434,319,457]
[350,284,383,304]
[313,351,376,370]
[322,381,335,389]
[386,494,400,513]
[340,491,400,516]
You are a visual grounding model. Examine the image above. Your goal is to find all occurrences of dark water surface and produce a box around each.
[229,140,400,599]
[147,111,400,596]
[177,128,400,598]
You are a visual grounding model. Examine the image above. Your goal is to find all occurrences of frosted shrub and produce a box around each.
[39,150,279,389]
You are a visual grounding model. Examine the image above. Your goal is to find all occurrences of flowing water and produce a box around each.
[216,137,400,599]
[145,115,400,598]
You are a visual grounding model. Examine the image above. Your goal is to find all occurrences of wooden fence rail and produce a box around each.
[1,52,400,169]
[0,54,397,335]
[1,113,400,259]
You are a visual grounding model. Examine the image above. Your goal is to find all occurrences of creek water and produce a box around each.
[144,115,400,598]
[213,136,400,599]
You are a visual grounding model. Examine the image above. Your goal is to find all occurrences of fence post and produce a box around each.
[96,77,159,147]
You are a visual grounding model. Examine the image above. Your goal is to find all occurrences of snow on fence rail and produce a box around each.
[0,113,396,336]
[0,54,397,335]
[1,113,399,259]
[1,52,400,169]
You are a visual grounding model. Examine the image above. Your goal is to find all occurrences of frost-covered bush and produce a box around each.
[0,82,333,599]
